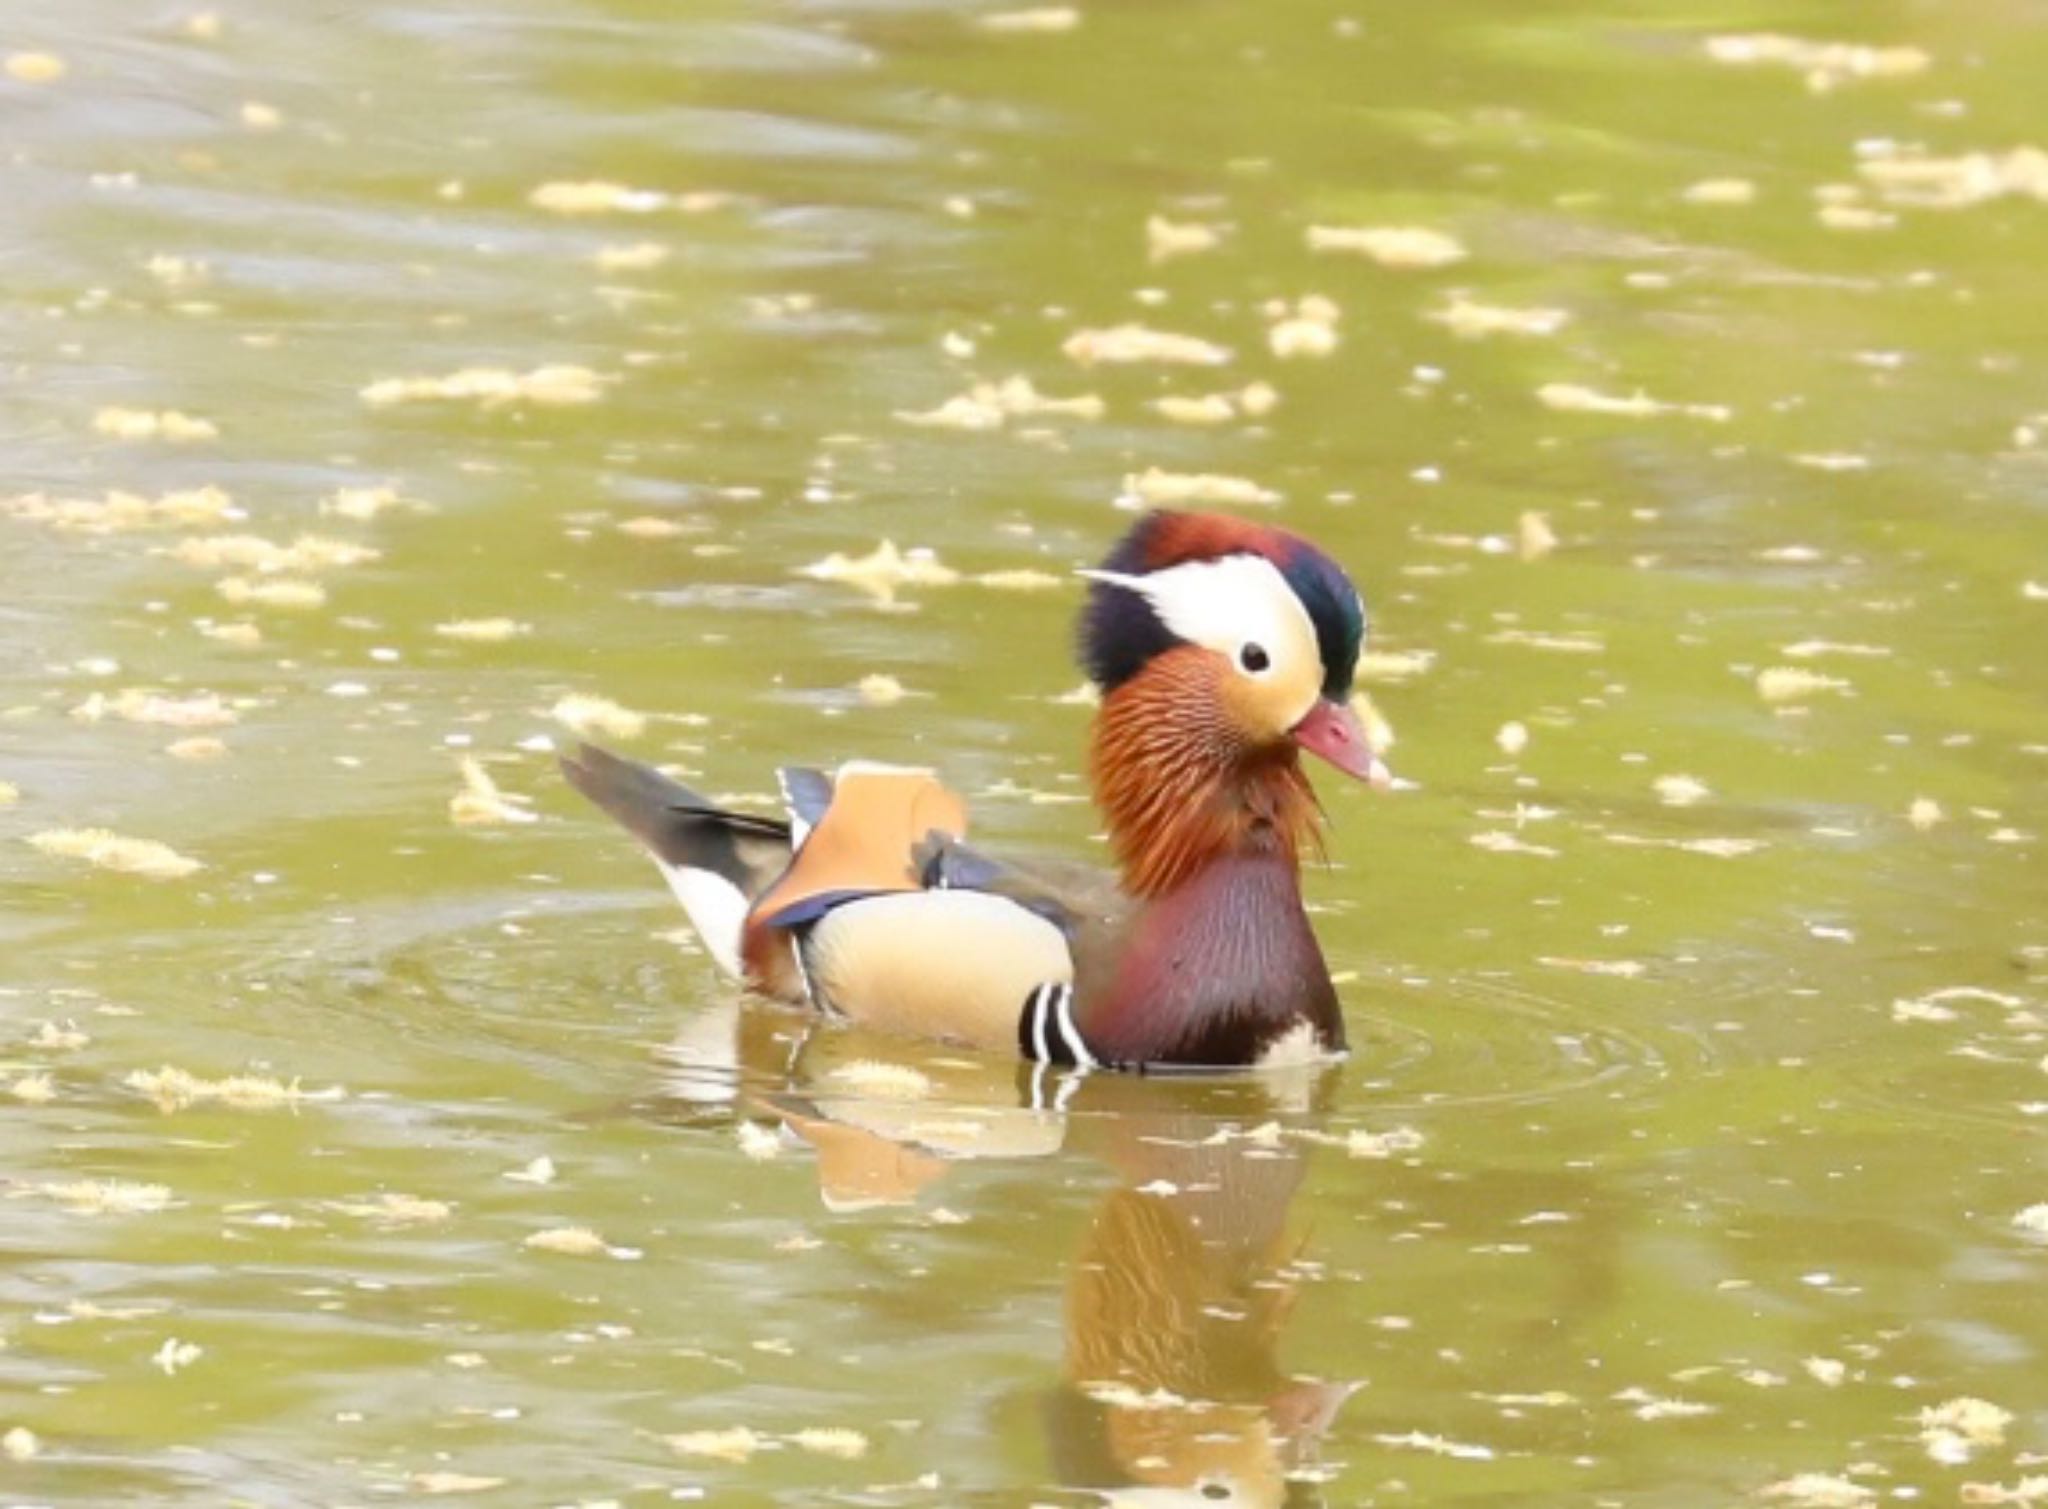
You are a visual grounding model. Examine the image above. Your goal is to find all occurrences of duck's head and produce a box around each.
[1079,510,1391,789]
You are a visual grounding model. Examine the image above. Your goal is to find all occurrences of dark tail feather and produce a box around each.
[560,742,792,901]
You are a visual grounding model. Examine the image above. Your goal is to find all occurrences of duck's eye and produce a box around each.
[1238,642,1271,674]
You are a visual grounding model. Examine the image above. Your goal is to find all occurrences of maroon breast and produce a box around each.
[1081,853,1346,1068]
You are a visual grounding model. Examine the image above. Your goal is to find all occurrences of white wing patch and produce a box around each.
[654,859,749,977]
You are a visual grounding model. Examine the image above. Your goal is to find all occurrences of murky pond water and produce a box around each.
[4,0,2046,1502]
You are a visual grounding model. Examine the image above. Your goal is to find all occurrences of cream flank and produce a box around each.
[804,890,1072,1049]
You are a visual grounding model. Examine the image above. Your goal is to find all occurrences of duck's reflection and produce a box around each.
[1050,1086,1357,1507]
[654,1006,1355,1506]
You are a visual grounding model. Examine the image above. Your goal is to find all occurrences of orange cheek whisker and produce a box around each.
[1090,647,1323,898]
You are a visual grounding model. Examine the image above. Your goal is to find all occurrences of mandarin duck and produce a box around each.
[562,509,1390,1071]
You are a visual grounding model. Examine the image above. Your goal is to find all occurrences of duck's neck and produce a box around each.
[1090,651,1321,899]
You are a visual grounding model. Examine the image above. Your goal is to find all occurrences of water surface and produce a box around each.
[3,0,2045,1503]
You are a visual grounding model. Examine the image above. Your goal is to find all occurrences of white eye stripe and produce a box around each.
[1081,555,1319,677]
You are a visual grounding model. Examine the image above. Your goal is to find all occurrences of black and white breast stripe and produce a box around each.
[1018,982,1096,1068]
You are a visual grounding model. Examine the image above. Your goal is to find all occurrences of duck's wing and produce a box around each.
[747,763,968,929]
[561,742,791,976]
[774,765,835,845]
[913,833,1130,940]
[738,767,1095,1052]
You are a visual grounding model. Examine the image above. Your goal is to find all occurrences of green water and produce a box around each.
[4,0,2045,1503]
